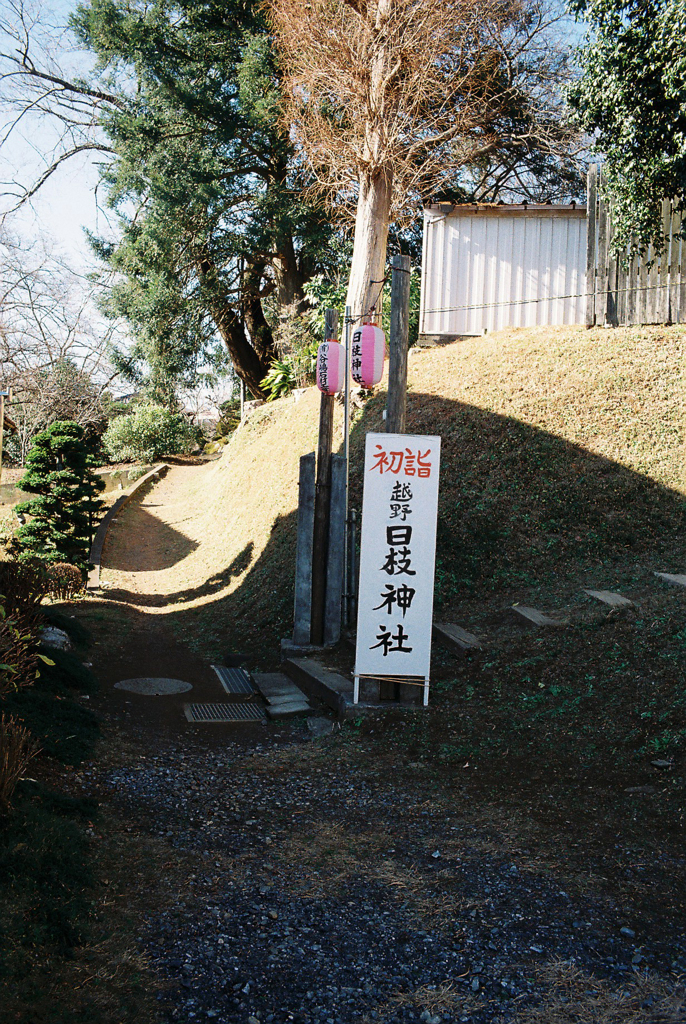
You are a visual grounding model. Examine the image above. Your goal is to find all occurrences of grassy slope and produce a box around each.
[160,324,686,831]
[154,324,683,663]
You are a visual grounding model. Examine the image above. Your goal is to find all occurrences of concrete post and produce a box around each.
[323,453,346,645]
[293,452,316,645]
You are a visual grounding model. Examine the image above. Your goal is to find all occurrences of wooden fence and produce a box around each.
[586,164,686,327]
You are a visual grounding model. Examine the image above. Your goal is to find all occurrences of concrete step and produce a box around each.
[266,698,312,720]
[282,657,357,720]
[509,605,563,627]
[654,572,686,588]
[433,622,482,651]
[583,589,633,608]
[253,673,312,720]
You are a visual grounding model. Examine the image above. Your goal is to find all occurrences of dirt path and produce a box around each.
[100,462,211,610]
[85,461,271,741]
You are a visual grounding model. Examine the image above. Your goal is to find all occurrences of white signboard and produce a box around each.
[354,432,441,703]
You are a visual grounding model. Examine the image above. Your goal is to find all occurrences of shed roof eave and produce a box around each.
[424,202,587,217]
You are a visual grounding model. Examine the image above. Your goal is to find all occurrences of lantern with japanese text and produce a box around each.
[351,324,385,388]
[316,340,345,395]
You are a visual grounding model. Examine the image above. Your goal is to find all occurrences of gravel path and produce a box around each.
[78,728,686,1024]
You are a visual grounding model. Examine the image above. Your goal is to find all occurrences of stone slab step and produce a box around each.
[282,657,357,720]
[583,589,633,608]
[509,605,561,627]
[433,622,482,651]
[266,699,312,720]
[252,672,309,704]
[654,572,686,588]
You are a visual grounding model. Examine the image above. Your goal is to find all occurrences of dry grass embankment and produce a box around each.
[102,322,684,662]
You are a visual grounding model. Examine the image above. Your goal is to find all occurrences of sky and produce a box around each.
[1,0,589,271]
[0,0,111,268]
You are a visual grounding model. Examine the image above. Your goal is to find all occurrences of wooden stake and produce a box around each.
[386,254,411,434]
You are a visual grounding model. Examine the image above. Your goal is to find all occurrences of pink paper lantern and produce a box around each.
[351,324,385,387]
[316,340,345,395]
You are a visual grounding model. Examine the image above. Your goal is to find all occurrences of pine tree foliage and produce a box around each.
[70,0,336,399]
[14,422,105,571]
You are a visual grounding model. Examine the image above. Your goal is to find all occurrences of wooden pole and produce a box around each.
[310,309,339,645]
[386,254,411,434]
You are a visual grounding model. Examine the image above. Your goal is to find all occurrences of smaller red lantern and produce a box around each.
[316,340,345,395]
[351,324,385,388]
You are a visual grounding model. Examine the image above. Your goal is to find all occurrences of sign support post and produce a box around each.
[387,254,411,434]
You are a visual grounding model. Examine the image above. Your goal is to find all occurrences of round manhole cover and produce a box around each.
[114,677,193,695]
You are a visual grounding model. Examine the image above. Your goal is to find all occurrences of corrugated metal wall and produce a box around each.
[420,206,587,337]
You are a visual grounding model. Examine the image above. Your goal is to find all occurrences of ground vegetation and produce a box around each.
[569,0,686,254]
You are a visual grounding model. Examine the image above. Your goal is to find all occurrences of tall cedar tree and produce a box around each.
[71,0,335,399]
[15,421,105,572]
[568,0,686,255]
[268,0,580,320]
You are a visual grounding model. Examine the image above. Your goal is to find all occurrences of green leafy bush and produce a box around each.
[102,404,197,462]
[262,359,298,401]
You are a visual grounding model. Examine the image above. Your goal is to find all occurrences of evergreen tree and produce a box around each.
[569,0,686,255]
[15,422,105,572]
[71,0,336,399]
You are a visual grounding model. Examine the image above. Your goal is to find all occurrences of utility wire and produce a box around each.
[421,280,675,317]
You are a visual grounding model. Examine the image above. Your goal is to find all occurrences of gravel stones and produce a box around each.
[78,738,686,1024]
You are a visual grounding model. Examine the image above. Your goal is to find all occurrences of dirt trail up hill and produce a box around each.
[67,324,686,1024]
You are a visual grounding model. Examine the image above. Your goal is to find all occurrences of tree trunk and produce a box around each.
[274,234,306,310]
[197,255,271,399]
[346,167,393,322]
[242,261,279,366]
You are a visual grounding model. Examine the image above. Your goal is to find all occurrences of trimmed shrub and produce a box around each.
[0,714,39,812]
[14,421,105,571]
[46,563,83,602]
[102,404,197,462]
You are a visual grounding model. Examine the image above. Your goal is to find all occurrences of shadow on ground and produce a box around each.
[102,506,200,572]
[96,391,685,645]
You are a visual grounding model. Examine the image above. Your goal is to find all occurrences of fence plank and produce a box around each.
[669,205,683,323]
[585,164,598,326]
[616,245,627,325]
[647,244,660,322]
[606,207,619,326]
[626,237,638,325]
[657,198,671,322]
[596,193,610,326]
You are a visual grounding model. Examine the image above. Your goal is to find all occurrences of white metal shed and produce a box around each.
[419,202,587,339]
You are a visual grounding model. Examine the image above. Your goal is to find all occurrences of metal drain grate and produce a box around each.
[184,702,265,723]
[211,665,255,695]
